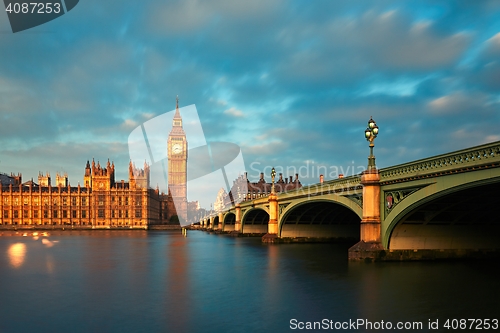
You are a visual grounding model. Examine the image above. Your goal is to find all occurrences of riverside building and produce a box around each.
[0,99,192,228]
[0,161,169,228]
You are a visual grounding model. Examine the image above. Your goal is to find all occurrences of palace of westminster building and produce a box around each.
[0,100,190,228]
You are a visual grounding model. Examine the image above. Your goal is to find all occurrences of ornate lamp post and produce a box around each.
[263,166,279,242]
[271,167,276,193]
[364,117,379,171]
[347,116,383,259]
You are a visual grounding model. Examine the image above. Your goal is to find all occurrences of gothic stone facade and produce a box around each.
[0,160,171,228]
[0,99,192,228]
[222,172,302,207]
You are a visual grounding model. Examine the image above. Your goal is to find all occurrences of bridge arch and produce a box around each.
[223,212,236,232]
[384,174,500,250]
[212,215,219,229]
[241,208,269,234]
[278,197,362,239]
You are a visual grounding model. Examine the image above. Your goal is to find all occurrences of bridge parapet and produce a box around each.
[277,174,362,199]
[379,141,500,184]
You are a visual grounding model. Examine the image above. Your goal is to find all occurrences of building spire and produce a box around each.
[173,95,182,121]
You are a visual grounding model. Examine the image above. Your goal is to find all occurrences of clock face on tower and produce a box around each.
[172,143,182,154]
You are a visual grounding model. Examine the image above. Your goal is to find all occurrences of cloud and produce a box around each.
[427,91,489,115]
[223,107,244,118]
[274,9,471,91]
[145,0,283,36]
[242,140,288,158]
[466,31,500,92]
[484,32,500,54]
[485,135,500,142]
[146,0,212,35]
[341,10,470,70]
[121,119,139,130]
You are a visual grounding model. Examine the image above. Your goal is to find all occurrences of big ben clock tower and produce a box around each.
[167,96,188,223]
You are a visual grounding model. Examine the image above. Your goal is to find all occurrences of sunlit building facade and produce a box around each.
[221,172,302,208]
[0,99,200,228]
[0,160,168,228]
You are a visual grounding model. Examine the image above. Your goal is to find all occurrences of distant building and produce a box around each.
[214,188,227,212]
[0,98,200,228]
[187,200,202,224]
[221,172,302,208]
[0,159,165,228]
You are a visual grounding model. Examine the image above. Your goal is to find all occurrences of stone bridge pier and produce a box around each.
[347,169,384,258]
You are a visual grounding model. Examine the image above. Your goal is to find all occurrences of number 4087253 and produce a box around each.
[5,2,62,14]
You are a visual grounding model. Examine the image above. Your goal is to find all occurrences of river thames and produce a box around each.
[0,230,499,332]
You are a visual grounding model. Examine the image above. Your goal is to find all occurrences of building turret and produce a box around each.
[38,172,50,186]
[84,160,92,188]
[56,172,68,187]
[10,173,22,186]
[89,158,116,190]
[129,161,150,189]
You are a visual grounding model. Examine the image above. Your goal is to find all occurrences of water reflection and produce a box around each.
[42,238,55,247]
[166,235,190,331]
[0,231,499,333]
[7,242,26,268]
[45,254,55,274]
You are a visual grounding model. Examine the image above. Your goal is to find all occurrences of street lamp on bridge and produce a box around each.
[271,167,276,194]
[364,117,379,171]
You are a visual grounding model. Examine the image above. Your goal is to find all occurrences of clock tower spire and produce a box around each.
[167,96,188,224]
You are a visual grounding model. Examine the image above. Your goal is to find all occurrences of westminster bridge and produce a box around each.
[200,140,500,260]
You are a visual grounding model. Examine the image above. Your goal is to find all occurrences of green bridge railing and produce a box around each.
[228,141,500,209]
[277,174,362,200]
[379,140,500,183]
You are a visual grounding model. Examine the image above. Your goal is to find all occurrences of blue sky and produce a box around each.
[1,1,500,208]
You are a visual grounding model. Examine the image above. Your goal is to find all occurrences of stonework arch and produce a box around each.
[278,196,362,238]
[241,207,269,234]
[383,170,500,249]
[222,212,236,232]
